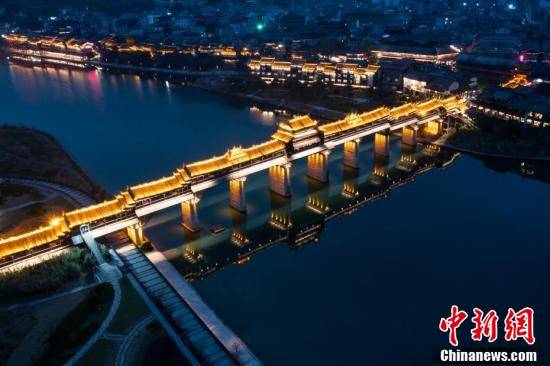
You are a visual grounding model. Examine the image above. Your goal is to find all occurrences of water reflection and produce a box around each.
[160,145,459,281]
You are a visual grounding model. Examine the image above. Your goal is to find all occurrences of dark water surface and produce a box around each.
[2,63,549,365]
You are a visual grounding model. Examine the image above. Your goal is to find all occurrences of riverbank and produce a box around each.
[428,124,550,161]
[0,126,107,200]
[193,77,346,121]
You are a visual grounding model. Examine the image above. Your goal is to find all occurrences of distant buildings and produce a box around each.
[1,34,95,69]
[471,85,550,128]
[456,52,518,79]
[371,44,459,64]
[247,57,380,88]
[403,66,477,96]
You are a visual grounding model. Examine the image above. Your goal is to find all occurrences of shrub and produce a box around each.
[0,248,96,304]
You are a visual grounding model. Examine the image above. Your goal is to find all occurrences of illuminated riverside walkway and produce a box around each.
[0,97,467,261]
[167,144,459,280]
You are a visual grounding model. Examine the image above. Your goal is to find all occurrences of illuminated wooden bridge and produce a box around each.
[0,97,467,261]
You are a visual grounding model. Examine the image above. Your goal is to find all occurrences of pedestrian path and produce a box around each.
[115,243,248,366]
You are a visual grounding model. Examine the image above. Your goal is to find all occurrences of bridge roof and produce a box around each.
[130,172,187,201]
[0,220,69,258]
[318,119,348,136]
[360,107,391,123]
[318,107,390,136]
[416,99,443,116]
[185,140,285,177]
[279,115,317,132]
[390,103,417,119]
[272,130,293,143]
[441,96,466,111]
[65,195,131,228]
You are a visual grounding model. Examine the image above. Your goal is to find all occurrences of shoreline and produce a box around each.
[0,126,107,201]
[192,81,346,121]
[420,133,550,162]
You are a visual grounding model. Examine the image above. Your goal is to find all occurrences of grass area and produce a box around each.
[76,278,152,365]
[0,309,36,364]
[0,248,96,305]
[108,278,150,334]
[38,283,114,366]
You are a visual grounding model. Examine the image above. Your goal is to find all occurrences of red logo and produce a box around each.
[504,307,536,345]
[471,308,499,343]
[439,306,535,346]
[439,305,469,346]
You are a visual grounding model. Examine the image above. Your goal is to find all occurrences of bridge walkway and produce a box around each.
[115,243,241,366]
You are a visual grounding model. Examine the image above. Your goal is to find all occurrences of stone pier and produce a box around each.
[307,151,330,183]
[269,163,292,197]
[424,120,442,135]
[181,196,201,232]
[127,222,147,247]
[374,131,390,157]
[343,139,360,169]
[229,177,247,213]
[402,126,418,146]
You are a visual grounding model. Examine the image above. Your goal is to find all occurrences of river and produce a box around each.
[1,62,549,365]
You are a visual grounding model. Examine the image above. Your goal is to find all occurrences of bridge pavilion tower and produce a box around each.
[271,115,322,195]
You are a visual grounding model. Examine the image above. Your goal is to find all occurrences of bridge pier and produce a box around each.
[402,126,418,146]
[229,177,247,213]
[343,139,360,169]
[424,119,442,136]
[127,222,148,247]
[307,150,330,183]
[269,163,292,197]
[80,224,106,265]
[374,131,390,157]
[181,196,201,232]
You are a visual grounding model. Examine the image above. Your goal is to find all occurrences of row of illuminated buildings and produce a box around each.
[1,34,95,68]
[0,33,254,70]
[247,58,381,88]
[470,84,549,128]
